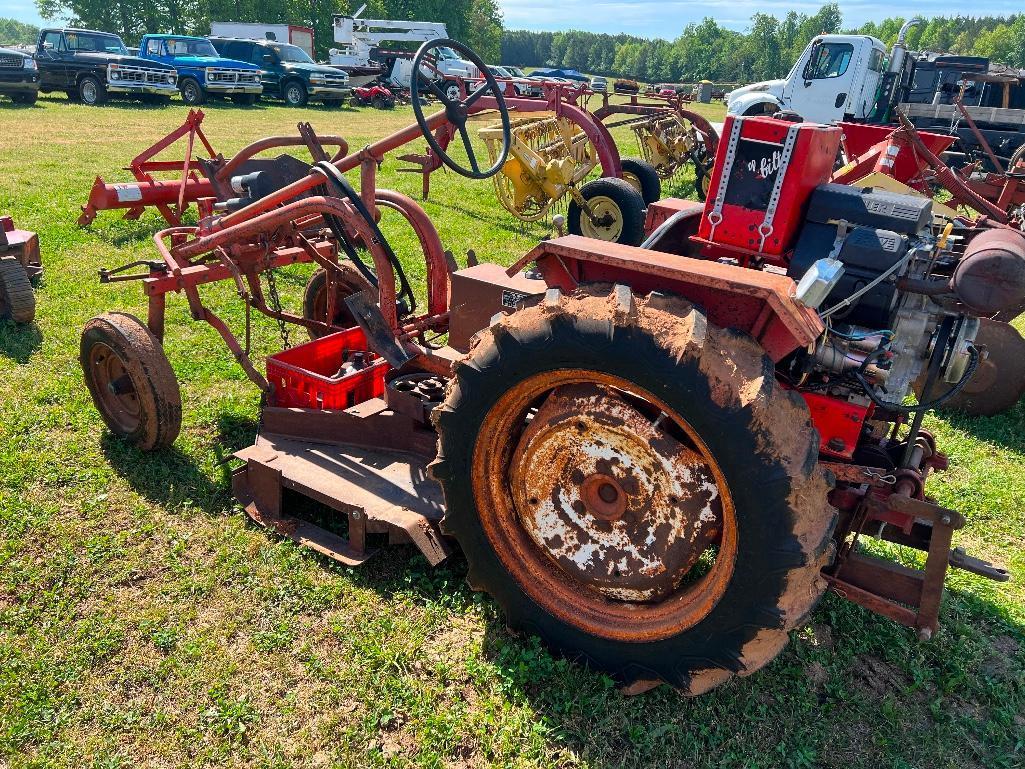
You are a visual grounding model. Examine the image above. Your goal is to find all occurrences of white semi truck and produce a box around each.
[725,19,1025,169]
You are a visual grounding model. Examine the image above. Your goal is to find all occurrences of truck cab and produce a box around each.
[139,34,262,106]
[208,37,349,107]
[727,35,887,124]
[35,28,178,106]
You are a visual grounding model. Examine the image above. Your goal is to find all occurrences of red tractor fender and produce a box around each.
[508,234,823,362]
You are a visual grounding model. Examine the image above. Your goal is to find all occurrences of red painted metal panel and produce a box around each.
[800,391,870,459]
[698,116,841,258]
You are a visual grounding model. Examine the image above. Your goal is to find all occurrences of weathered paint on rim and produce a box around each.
[472,368,738,643]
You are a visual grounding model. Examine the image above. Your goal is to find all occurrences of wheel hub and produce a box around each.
[580,196,624,240]
[509,384,722,602]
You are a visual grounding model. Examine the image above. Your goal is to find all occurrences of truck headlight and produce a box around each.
[109,65,120,80]
[23,58,36,70]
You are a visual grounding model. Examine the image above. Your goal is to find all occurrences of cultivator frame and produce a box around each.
[79,109,352,228]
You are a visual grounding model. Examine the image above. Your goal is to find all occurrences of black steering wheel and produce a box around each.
[410,38,511,180]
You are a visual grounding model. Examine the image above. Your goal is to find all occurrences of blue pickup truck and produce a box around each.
[139,34,262,105]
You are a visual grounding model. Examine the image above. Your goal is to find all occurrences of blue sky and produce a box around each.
[6,0,1020,37]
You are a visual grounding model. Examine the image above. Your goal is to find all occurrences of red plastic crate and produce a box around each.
[266,326,389,410]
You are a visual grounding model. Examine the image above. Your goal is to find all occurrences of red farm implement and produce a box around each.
[79,76,717,247]
[82,43,1015,696]
[0,215,40,324]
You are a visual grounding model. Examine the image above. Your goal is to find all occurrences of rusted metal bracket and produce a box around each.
[231,424,451,568]
[826,493,969,640]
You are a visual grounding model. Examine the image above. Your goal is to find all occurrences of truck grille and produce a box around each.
[315,73,349,88]
[108,65,175,85]
[0,55,23,68]
[207,68,261,85]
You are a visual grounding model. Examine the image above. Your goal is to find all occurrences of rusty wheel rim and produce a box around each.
[88,341,142,434]
[473,370,737,643]
[312,279,357,329]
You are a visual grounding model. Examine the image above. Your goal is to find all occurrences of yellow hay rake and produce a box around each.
[481,115,598,222]
[631,112,714,198]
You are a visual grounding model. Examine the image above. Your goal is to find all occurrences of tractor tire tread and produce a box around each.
[0,258,36,323]
[432,284,835,695]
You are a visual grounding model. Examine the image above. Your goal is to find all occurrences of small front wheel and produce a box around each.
[80,312,182,451]
[302,264,376,339]
[283,80,308,107]
[567,177,646,245]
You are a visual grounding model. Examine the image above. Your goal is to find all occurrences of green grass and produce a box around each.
[1,95,1023,769]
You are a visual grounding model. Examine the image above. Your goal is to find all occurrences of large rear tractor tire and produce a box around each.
[567,178,646,246]
[301,264,377,340]
[80,312,182,451]
[620,157,662,205]
[431,285,835,694]
[0,258,36,323]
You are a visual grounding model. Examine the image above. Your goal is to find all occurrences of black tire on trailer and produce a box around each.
[301,263,377,339]
[179,77,205,106]
[78,75,107,106]
[80,312,182,451]
[432,285,835,694]
[619,157,662,205]
[282,79,308,107]
[0,258,36,324]
[567,177,646,245]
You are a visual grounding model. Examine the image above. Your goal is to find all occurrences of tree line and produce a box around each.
[501,9,1025,84]
[18,0,501,58]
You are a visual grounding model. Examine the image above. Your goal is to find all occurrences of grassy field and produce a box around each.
[0,94,1023,769]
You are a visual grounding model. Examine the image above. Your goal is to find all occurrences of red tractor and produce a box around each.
[81,43,1017,695]
[351,84,395,109]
